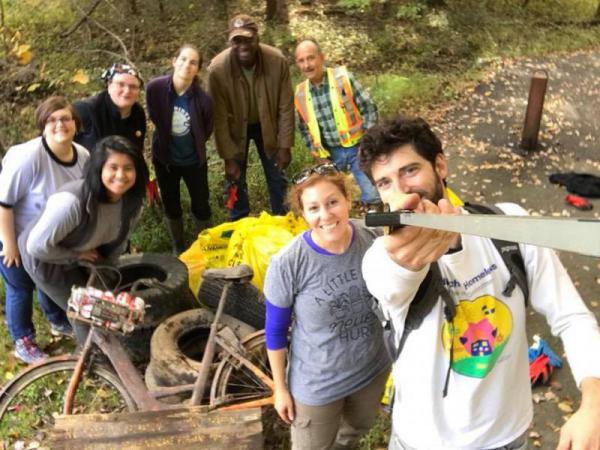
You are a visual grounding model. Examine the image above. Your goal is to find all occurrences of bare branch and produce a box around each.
[60,0,104,38]
[68,0,134,65]
[89,17,133,65]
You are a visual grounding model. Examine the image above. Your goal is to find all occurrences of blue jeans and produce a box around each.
[0,243,68,342]
[227,123,288,220]
[328,145,380,204]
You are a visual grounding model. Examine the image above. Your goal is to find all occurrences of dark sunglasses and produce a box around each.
[291,163,340,185]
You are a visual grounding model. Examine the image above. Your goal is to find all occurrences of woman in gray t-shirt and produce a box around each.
[19,135,148,343]
[0,96,89,364]
[264,163,390,449]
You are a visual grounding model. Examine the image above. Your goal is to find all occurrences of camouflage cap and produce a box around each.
[228,14,258,41]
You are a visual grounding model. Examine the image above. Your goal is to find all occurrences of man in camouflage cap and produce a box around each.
[208,14,294,220]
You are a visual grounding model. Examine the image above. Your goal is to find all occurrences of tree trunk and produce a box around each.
[266,0,288,23]
[0,0,9,56]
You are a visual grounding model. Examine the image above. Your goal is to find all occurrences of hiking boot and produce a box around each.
[166,217,186,255]
[14,336,48,364]
[50,321,74,338]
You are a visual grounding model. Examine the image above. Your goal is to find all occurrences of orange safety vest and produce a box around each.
[295,66,364,158]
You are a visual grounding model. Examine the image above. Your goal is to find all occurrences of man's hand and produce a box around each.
[0,240,20,268]
[557,377,600,450]
[224,159,241,181]
[275,147,291,170]
[273,385,295,425]
[382,193,460,272]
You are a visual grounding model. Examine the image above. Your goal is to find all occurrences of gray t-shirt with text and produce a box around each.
[264,219,389,405]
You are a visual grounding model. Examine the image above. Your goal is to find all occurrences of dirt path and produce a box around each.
[436,49,600,449]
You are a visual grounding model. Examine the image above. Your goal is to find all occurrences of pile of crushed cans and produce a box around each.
[68,286,146,334]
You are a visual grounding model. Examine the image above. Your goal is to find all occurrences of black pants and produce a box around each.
[153,159,211,221]
[227,123,288,220]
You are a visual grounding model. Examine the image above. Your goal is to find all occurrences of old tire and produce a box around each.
[115,252,198,327]
[198,278,265,329]
[148,308,256,388]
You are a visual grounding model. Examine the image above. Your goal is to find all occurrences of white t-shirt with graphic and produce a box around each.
[362,203,600,449]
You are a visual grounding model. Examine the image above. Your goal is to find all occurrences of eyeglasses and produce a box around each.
[291,163,340,185]
[111,81,141,92]
[46,116,73,126]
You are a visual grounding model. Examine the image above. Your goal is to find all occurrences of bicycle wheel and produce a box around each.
[210,330,273,408]
[0,356,135,444]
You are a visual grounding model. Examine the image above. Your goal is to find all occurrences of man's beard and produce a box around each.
[408,173,445,204]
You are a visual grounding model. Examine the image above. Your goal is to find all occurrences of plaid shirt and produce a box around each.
[296,68,378,150]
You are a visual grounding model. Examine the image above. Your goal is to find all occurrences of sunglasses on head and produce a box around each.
[291,163,340,185]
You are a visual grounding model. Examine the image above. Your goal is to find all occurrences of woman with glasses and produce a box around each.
[74,63,146,154]
[264,163,390,449]
[0,96,90,364]
[19,135,148,343]
[146,44,214,254]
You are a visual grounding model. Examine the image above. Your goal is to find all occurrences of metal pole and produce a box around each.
[520,70,548,151]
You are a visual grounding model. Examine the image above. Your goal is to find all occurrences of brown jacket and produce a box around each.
[207,43,294,160]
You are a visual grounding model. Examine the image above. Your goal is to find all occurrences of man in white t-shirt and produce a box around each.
[358,116,600,450]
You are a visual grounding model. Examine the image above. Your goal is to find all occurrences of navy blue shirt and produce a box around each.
[170,91,198,165]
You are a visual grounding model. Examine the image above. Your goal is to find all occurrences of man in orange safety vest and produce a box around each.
[294,39,381,209]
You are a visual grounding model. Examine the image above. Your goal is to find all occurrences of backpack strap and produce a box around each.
[397,263,455,355]
[369,262,456,363]
[463,203,529,305]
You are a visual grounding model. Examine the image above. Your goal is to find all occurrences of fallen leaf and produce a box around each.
[533,440,542,447]
[544,391,557,401]
[558,401,574,413]
[529,431,541,439]
[18,50,33,65]
[71,69,90,85]
[14,44,33,65]
[27,83,40,92]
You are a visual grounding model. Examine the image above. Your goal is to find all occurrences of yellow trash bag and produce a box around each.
[179,220,239,298]
[180,212,307,296]
[226,212,308,290]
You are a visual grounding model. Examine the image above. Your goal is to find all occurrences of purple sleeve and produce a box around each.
[265,299,292,350]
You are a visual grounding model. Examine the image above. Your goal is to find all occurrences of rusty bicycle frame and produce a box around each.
[35,264,274,415]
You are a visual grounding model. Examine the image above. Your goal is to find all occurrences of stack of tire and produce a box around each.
[115,253,198,365]
[143,271,267,399]
[144,308,256,401]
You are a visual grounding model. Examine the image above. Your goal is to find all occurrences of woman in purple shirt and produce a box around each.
[146,44,214,254]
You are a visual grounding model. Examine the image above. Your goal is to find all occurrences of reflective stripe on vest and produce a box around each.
[294,66,364,153]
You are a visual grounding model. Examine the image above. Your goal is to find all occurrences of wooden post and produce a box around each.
[520,70,548,151]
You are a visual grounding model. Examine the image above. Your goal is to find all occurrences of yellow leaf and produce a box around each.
[71,69,90,85]
[15,43,31,56]
[27,83,41,92]
[558,401,574,413]
[4,371,14,381]
[18,50,33,65]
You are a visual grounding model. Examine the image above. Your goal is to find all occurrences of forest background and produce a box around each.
[0,0,599,448]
